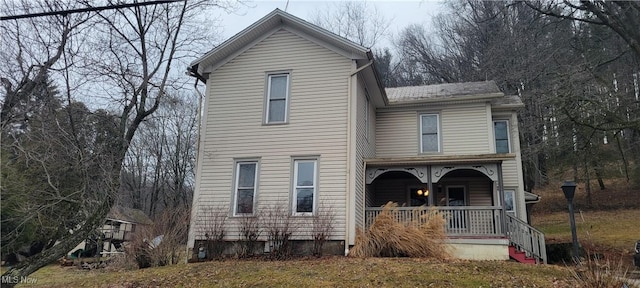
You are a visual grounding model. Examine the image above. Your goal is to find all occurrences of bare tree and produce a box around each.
[310,1,390,48]
[1,0,238,282]
[119,92,198,217]
[525,0,640,58]
[0,1,90,127]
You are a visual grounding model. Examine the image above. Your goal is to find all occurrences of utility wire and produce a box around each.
[1,0,186,21]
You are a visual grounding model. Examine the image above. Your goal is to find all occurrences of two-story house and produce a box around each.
[187,9,545,263]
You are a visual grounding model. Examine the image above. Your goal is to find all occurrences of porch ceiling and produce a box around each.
[365,153,516,166]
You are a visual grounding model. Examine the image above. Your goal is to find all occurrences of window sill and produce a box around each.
[262,122,289,126]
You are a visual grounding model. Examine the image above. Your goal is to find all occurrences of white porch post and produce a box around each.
[497,162,506,234]
[427,166,434,206]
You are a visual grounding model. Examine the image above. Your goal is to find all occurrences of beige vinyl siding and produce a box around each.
[467,179,493,206]
[376,109,416,157]
[192,29,351,241]
[441,103,491,154]
[354,80,377,230]
[376,103,491,158]
[501,160,519,187]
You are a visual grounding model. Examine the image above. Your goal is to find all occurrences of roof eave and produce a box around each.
[189,9,370,76]
[385,92,504,107]
[492,103,526,110]
[365,153,517,166]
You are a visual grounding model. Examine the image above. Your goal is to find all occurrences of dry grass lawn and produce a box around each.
[10,180,637,287]
[531,180,640,255]
[19,257,575,288]
[532,209,640,254]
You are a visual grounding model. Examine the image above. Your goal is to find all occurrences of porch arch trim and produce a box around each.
[365,167,429,184]
[431,164,498,182]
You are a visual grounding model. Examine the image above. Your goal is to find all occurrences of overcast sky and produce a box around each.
[214,0,444,50]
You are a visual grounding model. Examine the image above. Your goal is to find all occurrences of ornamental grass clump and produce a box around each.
[349,202,449,259]
[571,255,632,288]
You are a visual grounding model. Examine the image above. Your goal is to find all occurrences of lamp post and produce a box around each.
[561,180,580,264]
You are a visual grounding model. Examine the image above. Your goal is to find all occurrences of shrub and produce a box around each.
[349,202,449,259]
[126,207,190,268]
[261,204,297,260]
[196,205,227,260]
[236,212,261,258]
[312,204,335,257]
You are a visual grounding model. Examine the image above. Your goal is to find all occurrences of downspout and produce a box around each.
[186,65,207,262]
[344,59,374,256]
[352,60,373,75]
[344,64,354,256]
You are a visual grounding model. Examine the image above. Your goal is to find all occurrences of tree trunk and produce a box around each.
[1,200,113,287]
[584,153,592,205]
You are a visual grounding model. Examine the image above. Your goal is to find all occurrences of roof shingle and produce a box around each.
[385,81,503,104]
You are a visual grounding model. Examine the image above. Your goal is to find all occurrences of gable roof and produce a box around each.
[106,205,153,225]
[188,8,372,78]
[385,81,504,105]
[491,94,525,109]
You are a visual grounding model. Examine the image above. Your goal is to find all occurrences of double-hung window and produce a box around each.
[293,159,317,215]
[234,161,258,215]
[420,114,440,153]
[266,73,290,124]
[494,120,510,153]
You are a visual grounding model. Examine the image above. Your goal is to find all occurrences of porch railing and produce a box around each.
[364,206,503,237]
[505,214,547,264]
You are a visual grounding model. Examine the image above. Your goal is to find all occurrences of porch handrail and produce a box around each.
[505,214,547,264]
[365,206,503,211]
[365,206,504,237]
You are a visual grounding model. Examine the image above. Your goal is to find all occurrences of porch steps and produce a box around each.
[509,246,537,264]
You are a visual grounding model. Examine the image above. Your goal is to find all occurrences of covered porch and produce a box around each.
[364,155,511,238]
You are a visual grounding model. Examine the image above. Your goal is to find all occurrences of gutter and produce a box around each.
[365,51,389,106]
[187,64,207,84]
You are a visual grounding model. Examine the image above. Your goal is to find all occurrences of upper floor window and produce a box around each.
[420,114,440,153]
[293,159,317,215]
[234,161,258,216]
[494,120,510,153]
[265,73,290,124]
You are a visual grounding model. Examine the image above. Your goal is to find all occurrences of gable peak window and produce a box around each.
[494,120,510,153]
[266,73,290,124]
[420,113,440,153]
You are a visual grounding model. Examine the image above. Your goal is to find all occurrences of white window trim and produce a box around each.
[232,160,259,216]
[292,158,318,216]
[493,120,511,153]
[504,190,516,214]
[419,113,441,153]
[265,73,290,124]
